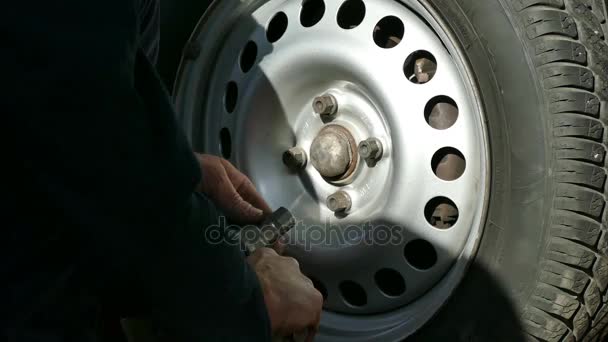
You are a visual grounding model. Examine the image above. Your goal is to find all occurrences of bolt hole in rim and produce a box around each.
[175,0,489,339]
[340,280,368,307]
[267,12,289,43]
[337,0,366,29]
[301,0,327,27]
[374,268,406,297]
[219,127,232,159]
[240,41,258,73]
[373,16,404,48]
[425,95,458,129]
[431,147,466,181]
[224,81,238,113]
[403,50,437,84]
[424,196,459,229]
[404,239,438,270]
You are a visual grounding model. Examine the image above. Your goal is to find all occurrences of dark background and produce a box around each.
[159,0,212,92]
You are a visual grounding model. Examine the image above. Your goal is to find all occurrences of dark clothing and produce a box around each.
[2,1,270,341]
[137,0,161,66]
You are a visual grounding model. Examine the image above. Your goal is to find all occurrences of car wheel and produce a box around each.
[173,0,608,340]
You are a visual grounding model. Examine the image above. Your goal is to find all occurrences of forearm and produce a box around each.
[90,191,270,340]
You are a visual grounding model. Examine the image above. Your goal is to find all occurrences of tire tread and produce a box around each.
[511,0,608,339]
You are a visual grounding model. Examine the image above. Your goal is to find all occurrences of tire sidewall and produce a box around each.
[411,0,550,340]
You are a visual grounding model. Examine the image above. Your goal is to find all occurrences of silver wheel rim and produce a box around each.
[175,0,490,340]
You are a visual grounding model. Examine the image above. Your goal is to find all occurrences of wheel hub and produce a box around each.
[310,124,357,180]
[174,0,490,339]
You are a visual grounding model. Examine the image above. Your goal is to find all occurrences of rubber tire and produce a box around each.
[409,0,608,341]
[167,0,608,340]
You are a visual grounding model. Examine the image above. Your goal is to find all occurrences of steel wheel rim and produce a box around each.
[174,0,490,340]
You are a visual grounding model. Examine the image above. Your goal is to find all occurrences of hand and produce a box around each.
[248,248,323,341]
[195,153,272,224]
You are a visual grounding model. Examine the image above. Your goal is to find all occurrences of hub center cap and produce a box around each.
[310,125,357,179]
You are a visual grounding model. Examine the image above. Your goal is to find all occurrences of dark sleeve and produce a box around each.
[152,193,272,340]
[137,0,160,65]
[4,1,270,340]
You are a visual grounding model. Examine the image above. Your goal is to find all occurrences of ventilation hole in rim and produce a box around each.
[404,50,437,84]
[339,280,367,307]
[301,0,326,27]
[337,0,366,29]
[424,197,459,229]
[425,96,458,130]
[373,16,404,48]
[432,147,466,181]
[404,239,437,270]
[225,82,238,113]
[374,269,406,297]
[240,41,258,73]
[220,128,232,159]
[309,276,328,301]
[267,12,288,43]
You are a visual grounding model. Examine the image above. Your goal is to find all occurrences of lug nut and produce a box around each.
[283,147,308,170]
[358,138,383,165]
[313,94,338,117]
[327,191,352,213]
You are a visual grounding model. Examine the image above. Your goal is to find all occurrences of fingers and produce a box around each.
[236,178,273,215]
[246,247,277,267]
[198,155,271,223]
[211,180,263,224]
[230,192,265,224]
[196,154,228,195]
[290,257,302,269]
[301,274,314,288]
[272,238,286,255]
[252,247,278,259]
[212,185,261,225]
[222,158,273,215]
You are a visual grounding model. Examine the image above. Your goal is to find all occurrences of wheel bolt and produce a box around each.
[414,58,437,84]
[327,191,352,213]
[358,138,383,165]
[312,94,338,118]
[283,147,308,170]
